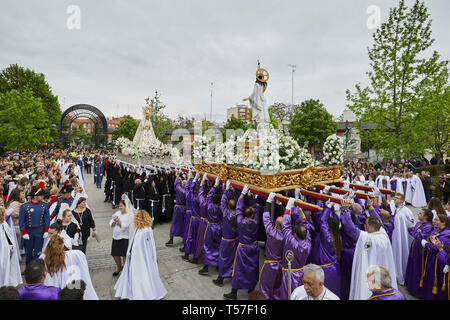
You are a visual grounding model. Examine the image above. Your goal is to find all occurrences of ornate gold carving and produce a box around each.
[194,161,341,192]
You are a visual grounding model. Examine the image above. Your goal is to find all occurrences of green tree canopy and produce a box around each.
[346,0,449,159]
[288,99,337,149]
[0,88,50,151]
[0,64,61,140]
[112,115,139,141]
[224,114,250,131]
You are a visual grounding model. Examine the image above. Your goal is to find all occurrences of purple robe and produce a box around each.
[185,181,201,255]
[339,207,359,300]
[422,227,450,300]
[368,288,406,300]
[369,205,394,242]
[255,196,267,242]
[404,221,434,298]
[193,185,208,259]
[259,208,283,300]
[280,213,311,300]
[309,207,341,298]
[183,181,193,246]
[390,179,398,193]
[218,190,238,278]
[231,196,260,290]
[402,180,407,195]
[18,284,60,300]
[169,178,185,238]
[203,186,223,266]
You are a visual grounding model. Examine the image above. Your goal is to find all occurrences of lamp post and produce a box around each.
[288,64,296,109]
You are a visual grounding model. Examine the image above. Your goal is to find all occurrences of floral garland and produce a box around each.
[322,134,344,165]
[278,134,316,170]
[243,126,280,172]
[115,136,171,159]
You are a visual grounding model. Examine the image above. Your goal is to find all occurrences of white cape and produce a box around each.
[405,178,413,204]
[0,221,22,287]
[396,177,405,195]
[349,228,397,300]
[248,82,268,123]
[411,175,427,207]
[41,250,98,300]
[391,205,415,285]
[114,227,167,300]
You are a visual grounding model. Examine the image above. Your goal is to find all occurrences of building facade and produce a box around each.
[227,105,250,121]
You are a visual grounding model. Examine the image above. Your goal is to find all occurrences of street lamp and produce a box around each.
[288,64,296,109]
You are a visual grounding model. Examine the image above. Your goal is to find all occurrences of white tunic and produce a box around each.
[411,175,427,207]
[350,228,397,300]
[114,227,167,300]
[391,204,415,285]
[0,221,22,287]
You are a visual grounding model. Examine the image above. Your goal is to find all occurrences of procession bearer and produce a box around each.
[19,186,50,264]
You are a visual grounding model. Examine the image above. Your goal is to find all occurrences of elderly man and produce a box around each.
[18,259,60,300]
[290,264,340,300]
[367,265,406,300]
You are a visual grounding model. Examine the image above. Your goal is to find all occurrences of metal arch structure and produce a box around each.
[58,104,109,147]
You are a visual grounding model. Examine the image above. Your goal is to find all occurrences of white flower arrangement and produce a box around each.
[243,126,280,173]
[115,136,170,159]
[322,134,344,165]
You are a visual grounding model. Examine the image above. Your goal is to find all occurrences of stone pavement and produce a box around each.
[82,171,420,300]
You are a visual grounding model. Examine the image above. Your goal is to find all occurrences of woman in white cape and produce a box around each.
[114,202,167,300]
[40,234,98,300]
[0,207,22,287]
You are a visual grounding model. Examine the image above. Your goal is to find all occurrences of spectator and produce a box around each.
[0,286,19,300]
[58,280,86,300]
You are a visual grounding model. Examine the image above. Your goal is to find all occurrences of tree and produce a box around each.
[0,88,50,151]
[288,99,337,150]
[0,64,61,140]
[346,0,449,160]
[112,115,139,141]
[172,115,195,129]
[145,91,173,143]
[224,114,250,131]
[269,102,296,123]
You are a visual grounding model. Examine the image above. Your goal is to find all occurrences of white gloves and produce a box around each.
[23,234,30,240]
[267,192,276,203]
[242,184,249,195]
[214,177,220,187]
[194,172,200,182]
[202,173,208,182]
[421,239,428,248]
[323,185,331,194]
[343,182,350,190]
[43,232,49,239]
[295,188,300,200]
[226,180,231,190]
[444,265,449,274]
[373,187,382,197]
[286,198,295,211]
[188,170,193,180]
[325,199,332,208]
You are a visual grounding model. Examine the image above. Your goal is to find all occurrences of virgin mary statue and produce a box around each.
[133,106,158,149]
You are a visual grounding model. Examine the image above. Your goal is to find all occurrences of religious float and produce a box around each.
[115,64,393,212]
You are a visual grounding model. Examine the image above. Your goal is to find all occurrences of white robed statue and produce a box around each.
[0,208,22,287]
[114,207,167,300]
[133,106,158,149]
[243,62,270,124]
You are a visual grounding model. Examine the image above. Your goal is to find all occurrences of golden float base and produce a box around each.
[194,161,341,193]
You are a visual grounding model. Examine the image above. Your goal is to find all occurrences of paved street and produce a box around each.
[79,171,420,300]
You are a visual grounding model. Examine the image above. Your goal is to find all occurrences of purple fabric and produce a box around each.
[193,185,208,259]
[369,206,394,242]
[202,186,223,266]
[309,207,341,298]
[259,210,284,300]
[231,197,260,290]
[18,284,60,300]
[369,288,406,300]
[382,178,388,189]
[390,179,397,192]
[404,221,433,298]
[280,213,311,300]
[185,181,201,255]
[218,189,238,278]
[169,178,185,238]
[402,180,407,194]
[422,227,450,300]
[340,207,361,300]
[255,203,267,242]
[183,181,193,246]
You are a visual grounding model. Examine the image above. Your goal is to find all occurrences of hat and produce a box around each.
[60,185,74,194]
[30,186,46,198]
